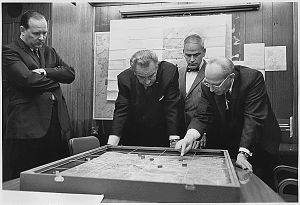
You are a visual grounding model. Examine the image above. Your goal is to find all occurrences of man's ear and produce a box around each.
[20,26,26,35]
[203,48,206,54]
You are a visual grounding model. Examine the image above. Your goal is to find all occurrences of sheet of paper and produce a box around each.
[107,80,118,91]
[107,14,231,101]
[265,46,287,71]
[244,43,265,70]
[0,190,104,205]
[107,90,118,101]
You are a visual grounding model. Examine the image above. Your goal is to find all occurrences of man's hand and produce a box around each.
[175,134,196,156]
[236,153,253,172]
[107,135,120,145]
[32,68,47,76]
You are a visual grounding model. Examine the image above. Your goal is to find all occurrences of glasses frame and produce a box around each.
[202,73,234,90]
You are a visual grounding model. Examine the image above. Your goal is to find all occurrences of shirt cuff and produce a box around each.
[186,129,201,141]
[107,135,120,145]
[239,147,252,156]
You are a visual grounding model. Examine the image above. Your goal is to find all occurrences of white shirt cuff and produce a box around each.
[107,135,120,145]
[239,147,252,156]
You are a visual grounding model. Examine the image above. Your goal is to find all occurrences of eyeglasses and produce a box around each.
[184,52,203,58]
[134,71,157,82]
[202,73,234,90]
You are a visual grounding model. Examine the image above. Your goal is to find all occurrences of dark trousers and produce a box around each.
[3,102,69,181]
[250,148,280,191]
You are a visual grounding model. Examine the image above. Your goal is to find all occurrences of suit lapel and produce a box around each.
[17,38,41,66]
[186,60,206,98]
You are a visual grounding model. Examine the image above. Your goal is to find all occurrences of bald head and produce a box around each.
[204,57,235,95]
[205,57,234,83]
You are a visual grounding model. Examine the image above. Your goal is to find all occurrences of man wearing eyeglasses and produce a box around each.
[176,57,280,189]
[108,50,182,147]
[178,34,207,147]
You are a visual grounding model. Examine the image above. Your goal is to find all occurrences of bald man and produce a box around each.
[176,57,281,189]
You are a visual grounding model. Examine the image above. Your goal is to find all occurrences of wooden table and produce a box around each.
[3,166,283,203]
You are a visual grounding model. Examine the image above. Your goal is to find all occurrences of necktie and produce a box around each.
[32,49,39,59]
[225,91,231,110]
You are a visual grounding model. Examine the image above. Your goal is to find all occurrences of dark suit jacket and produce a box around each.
[189,66,281,158]
[178,60,206,130]
[111,61,182,147]
[2,38,75,141]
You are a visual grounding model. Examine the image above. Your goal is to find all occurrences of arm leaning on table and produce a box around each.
[108,75,130,145]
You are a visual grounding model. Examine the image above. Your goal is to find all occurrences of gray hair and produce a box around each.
[130,50,158,70]
[184,34,205,49]
[208,57,234,76]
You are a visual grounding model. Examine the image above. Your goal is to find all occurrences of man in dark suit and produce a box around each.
[108,50,182,147]
[178,34,207,146]
[2,10,75,180]
[176,57,281,189]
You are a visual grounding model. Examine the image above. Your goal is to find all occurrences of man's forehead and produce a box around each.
[28,18,47,29]
[135,61,157,75]
[184,42,203,50]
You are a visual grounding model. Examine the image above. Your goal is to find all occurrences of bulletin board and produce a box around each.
[93,14,232,120]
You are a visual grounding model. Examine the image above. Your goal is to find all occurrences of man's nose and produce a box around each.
[38,34,45,40]
[145,79,151,85]
[190,55,195,61]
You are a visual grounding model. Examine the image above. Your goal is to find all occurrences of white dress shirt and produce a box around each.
[185,59,204,94]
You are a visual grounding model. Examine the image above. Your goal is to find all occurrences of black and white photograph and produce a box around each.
[1,1,298,204]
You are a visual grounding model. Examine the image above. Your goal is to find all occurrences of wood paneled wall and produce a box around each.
[2,2,297,143]
[52,3,94,138]
[94,2,297,143]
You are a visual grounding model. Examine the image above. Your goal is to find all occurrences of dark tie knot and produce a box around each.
[187,67,199,72]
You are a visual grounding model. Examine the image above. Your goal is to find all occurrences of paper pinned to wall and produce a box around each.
[93,32,115,119]
[107,14,232,101]
[265,46,287,71]
[244,43,265,70]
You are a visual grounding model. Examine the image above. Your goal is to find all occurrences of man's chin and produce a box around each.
[34,43,44,48]
[187,65,197,69]
[214,91,223,95]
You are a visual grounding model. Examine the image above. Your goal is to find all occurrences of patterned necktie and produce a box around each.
[32,49,39,59]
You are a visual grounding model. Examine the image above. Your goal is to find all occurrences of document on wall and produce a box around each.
[107,14,231,101]
[265,46,287,71]
[244,43,265,70]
